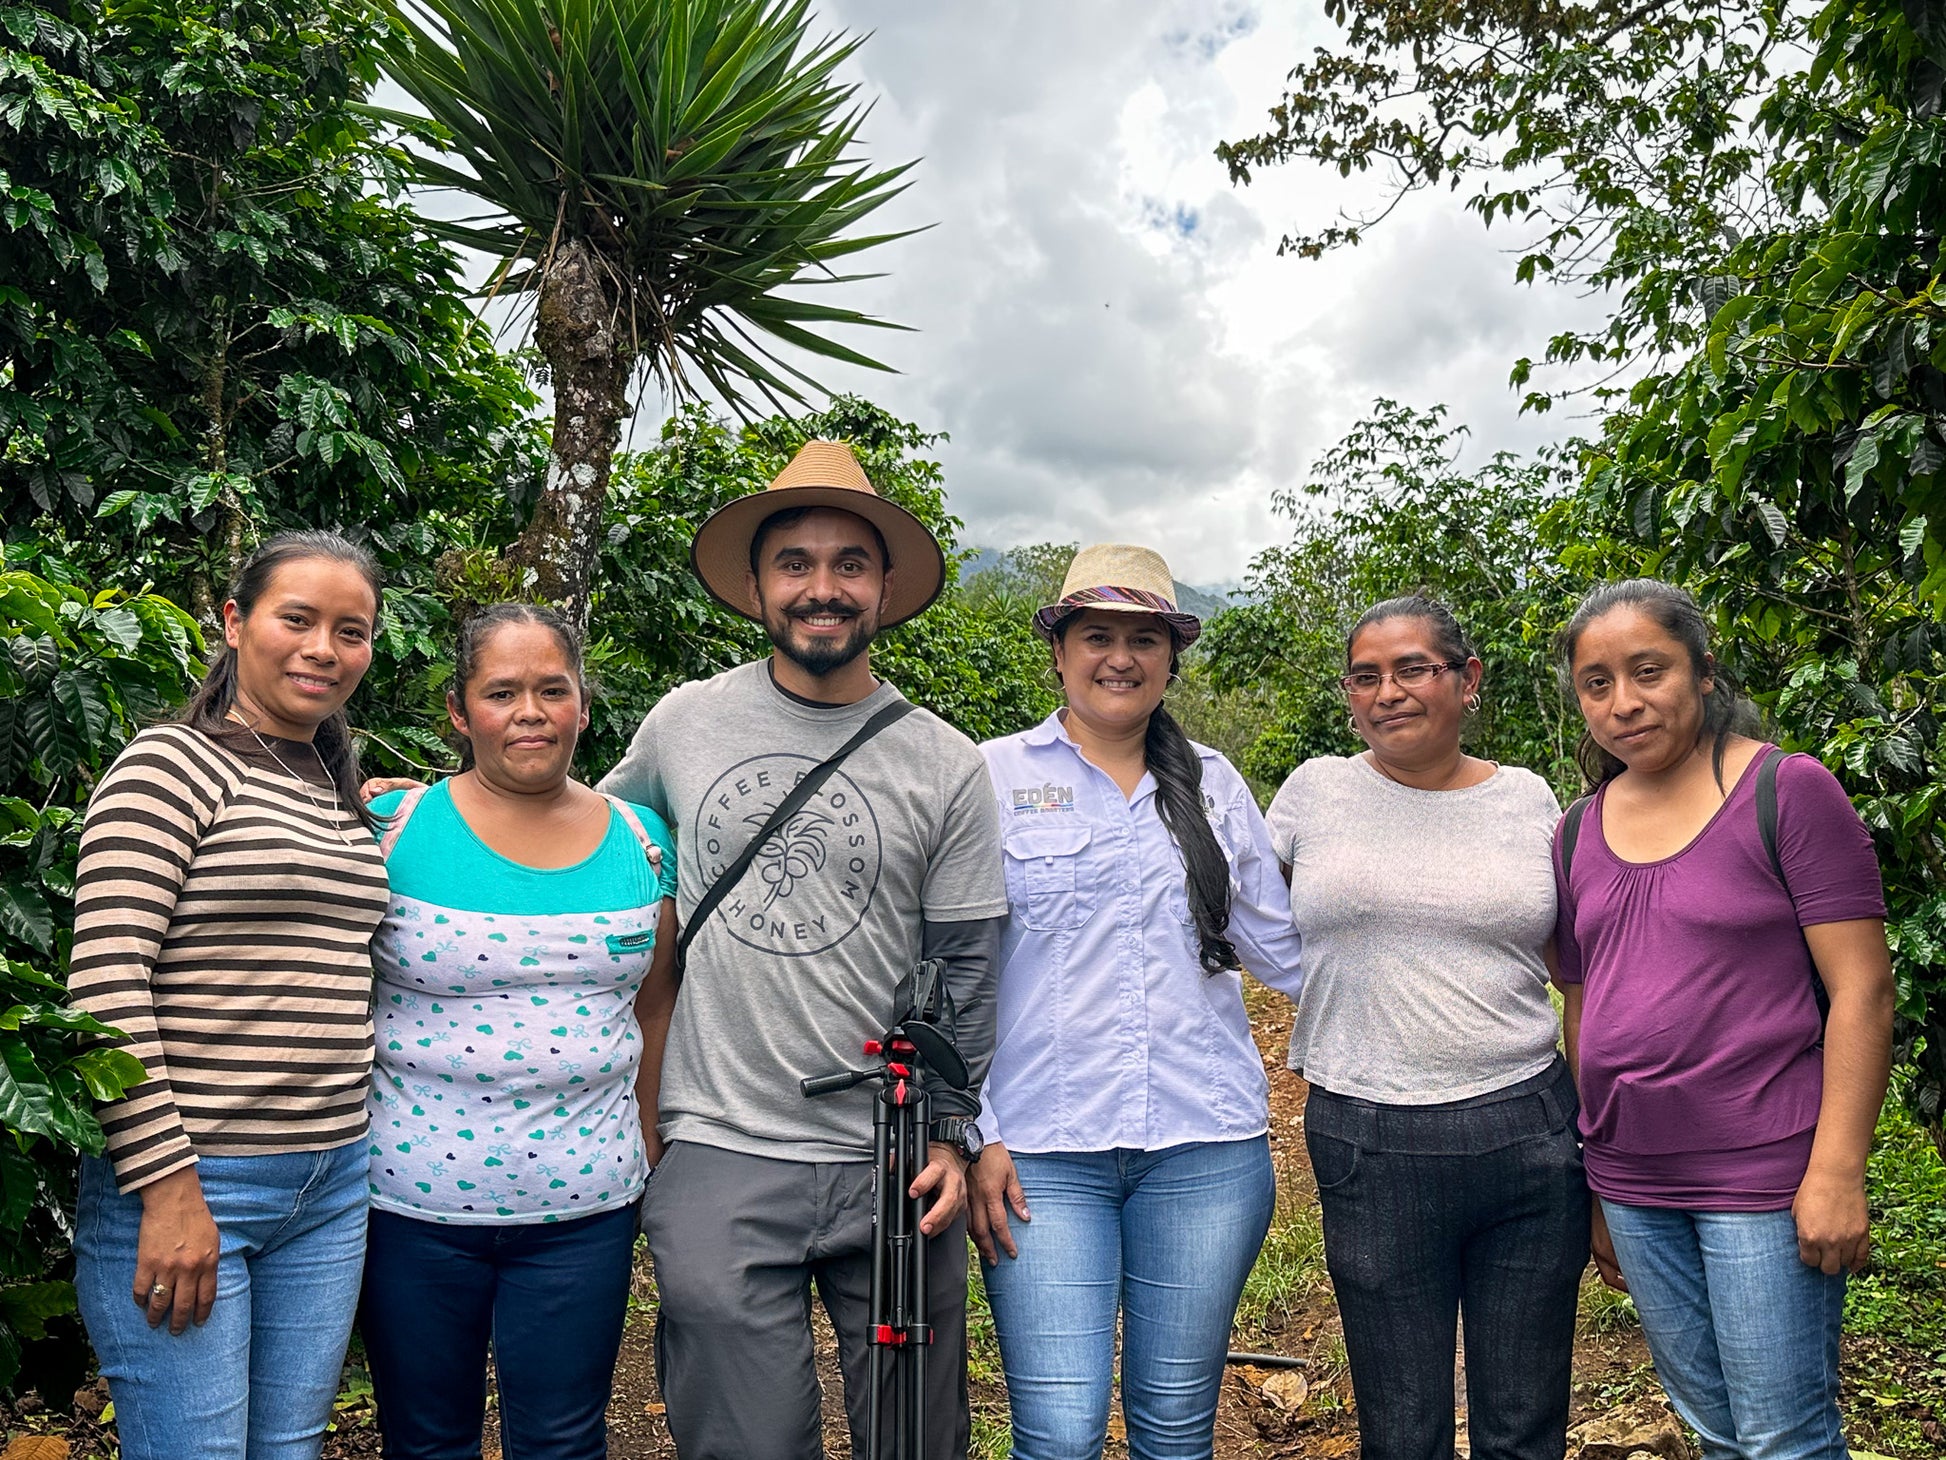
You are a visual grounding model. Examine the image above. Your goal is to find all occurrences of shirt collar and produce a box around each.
[1020,709,1071,749]
[1018,709,1161,805]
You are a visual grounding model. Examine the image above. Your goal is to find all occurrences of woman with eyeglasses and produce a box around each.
[1263,595,1587,1460]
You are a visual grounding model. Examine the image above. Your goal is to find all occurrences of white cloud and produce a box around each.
[399,2,1616,584]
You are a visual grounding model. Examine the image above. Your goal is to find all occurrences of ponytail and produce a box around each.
[1146,702,1239,975]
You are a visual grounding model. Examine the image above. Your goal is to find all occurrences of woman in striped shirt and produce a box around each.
[70,530,388,1460]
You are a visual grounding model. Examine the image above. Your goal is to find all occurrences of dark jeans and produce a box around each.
[639,1140,970,1460]
[1306,1058,1590,1460]
[360,1203,639,1460]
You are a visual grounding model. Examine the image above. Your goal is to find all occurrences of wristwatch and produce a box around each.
[930,1116,985,1164]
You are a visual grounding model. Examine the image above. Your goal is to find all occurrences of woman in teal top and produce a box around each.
[360,604,678,1460]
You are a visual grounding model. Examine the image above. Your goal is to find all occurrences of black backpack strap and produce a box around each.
[1559,793,1594,886]
[1754,745,1787,884]
[1753,745,1828,1026]
[674,698,916,977]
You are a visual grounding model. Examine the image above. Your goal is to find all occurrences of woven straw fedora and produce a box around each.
[689,439,946,628]
[1034,543,1201,646]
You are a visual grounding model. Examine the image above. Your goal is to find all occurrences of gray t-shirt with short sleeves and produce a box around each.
[599,660,1007,1160]
[1264,755,1562,1103]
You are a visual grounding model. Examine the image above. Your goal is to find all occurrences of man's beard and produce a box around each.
[763,601,877,678]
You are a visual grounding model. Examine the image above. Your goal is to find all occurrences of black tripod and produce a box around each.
[801,960,969,1460]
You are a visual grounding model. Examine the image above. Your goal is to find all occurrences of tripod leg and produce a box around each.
[870,1088,891,1460]
[909,1086,929,1460]
[888,1090,918,1460]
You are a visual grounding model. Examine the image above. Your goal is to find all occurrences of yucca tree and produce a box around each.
[373,0,915,622]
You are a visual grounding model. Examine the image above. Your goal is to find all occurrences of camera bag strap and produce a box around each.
[674,697,917,979]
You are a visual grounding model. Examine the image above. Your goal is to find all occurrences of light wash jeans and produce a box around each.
[980,1137,1275,1460]
[1599,1200,1848,1460]
[74,1142,368,1460]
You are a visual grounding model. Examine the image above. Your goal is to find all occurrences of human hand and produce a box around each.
[134,1167,220,1335]
[359,775,425,804]
[1793,1165,1871,1274]
[967,1142,1029,1264]
[912,1142,968,1235]
[1590,1202,1626,1291]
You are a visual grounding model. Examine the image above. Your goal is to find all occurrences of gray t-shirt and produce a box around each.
[600,661,1007,1160]
[1264,755,1562,1103]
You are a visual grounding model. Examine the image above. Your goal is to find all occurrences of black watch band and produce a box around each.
[929,1116,983,1163]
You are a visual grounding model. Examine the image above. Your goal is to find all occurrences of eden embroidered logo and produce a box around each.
[1011,783,1076,814]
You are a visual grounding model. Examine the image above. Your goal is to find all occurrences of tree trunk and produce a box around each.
[513,237,634,628]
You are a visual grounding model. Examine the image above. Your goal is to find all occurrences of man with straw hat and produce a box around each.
[600,439,1006,1460]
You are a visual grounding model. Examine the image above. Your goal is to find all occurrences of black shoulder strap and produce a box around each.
[1753,745,1828,1025]
[1754,745,1787,883]
[1559,793,1594,885]
[674,698,917,976]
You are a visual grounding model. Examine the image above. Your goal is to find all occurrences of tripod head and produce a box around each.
[800,958,969,1099]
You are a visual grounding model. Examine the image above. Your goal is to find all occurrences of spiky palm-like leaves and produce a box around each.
[374,0,915,618]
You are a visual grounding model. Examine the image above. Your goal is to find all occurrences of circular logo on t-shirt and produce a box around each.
[692,756,884,956]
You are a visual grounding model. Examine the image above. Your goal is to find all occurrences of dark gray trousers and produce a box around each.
[640,1140,970,1460]
[1306,1058,1590,1460]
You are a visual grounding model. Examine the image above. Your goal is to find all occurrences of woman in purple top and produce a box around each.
[1555,579,1894,1460]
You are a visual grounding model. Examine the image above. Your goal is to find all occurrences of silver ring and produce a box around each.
[149,1282,171,1298]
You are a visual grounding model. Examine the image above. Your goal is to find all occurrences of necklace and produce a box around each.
[230,713,357,849]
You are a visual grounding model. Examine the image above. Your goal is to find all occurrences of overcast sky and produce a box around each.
[470,3,1618,585]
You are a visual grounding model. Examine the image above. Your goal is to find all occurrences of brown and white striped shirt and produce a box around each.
[70,723,388,1192]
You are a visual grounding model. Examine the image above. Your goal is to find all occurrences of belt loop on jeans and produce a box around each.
[1534,1057,1567,1130]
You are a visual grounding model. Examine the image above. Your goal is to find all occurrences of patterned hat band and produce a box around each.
[1032,584,1202,646]
[1060,586,1178,614]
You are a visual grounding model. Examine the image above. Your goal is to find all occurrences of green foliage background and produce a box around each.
[1217,0,1946,1149]
[0,0,1056,1397]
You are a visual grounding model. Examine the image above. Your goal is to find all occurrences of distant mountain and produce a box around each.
[958,547,1008,578]
[1172,582,1233,619]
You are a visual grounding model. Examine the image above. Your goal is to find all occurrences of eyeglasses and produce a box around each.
[1339,661,1467,696]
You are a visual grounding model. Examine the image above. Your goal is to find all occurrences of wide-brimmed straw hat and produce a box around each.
[1034,543,1201,646]
[690,439,946,628]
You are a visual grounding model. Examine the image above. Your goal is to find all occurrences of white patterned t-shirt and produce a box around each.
[368,784,676,1224]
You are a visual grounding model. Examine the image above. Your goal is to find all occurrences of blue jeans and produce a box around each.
[980,1137,1275,1460]
[74,1143,368,1460]
[1599,1201,1848,1460]
[1306,1060,1589,1460]
[360,1202,639,1460]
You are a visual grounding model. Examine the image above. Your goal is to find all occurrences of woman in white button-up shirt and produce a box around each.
[967,544,1305,1460]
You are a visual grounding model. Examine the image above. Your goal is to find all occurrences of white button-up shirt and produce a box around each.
[976,711,1305,1153]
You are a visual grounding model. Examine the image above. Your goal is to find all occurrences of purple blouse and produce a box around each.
[1554,749,1885,1210]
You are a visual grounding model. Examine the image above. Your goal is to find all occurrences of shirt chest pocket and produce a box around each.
[1003,824,1098,932]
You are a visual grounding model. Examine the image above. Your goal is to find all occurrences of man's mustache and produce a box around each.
[788,601,861,621]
